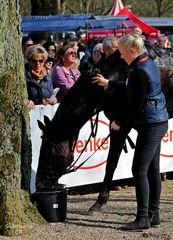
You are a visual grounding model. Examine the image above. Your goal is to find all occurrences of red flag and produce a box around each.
[109,0,124,16]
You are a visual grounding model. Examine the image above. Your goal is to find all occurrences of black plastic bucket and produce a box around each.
[34,185,67,222]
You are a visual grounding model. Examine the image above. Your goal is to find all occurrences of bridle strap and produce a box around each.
[67,133,111,173]
[66,112,100,171]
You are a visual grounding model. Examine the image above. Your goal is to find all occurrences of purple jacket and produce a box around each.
[51,64,81,102]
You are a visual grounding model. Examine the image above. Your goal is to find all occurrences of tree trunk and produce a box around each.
[0,1,44,236]
[19,0,32,16]
[155,0,162,17]
[31,0,58,15]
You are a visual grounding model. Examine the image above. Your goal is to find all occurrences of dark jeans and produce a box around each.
[132,121,168,217]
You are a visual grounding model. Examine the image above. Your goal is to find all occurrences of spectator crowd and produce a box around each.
[21,31,173,110]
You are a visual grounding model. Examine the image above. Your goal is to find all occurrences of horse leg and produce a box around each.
[89,129,129,212]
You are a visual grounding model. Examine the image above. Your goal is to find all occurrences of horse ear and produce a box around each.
[37,120,45,132]
[44,115,51,126]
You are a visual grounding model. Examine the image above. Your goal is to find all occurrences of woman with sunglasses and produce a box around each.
[51,45,81,102]
[25,44,57,109]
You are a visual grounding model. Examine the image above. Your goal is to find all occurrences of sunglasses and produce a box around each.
[66,51,77,56]
[31,59,45,64]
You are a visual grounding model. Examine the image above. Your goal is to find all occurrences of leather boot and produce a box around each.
[121,216,151,231]
[149,213,160,228]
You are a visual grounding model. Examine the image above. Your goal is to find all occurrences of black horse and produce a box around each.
[36,70,104,190]
[35,46,173,205]
[35,49,130,191]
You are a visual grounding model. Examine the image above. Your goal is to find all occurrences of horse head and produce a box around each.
[36,116,74,191]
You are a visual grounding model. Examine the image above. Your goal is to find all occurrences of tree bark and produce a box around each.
[19,0,32,16]
[31,0,58,15]
[0,0,44,236]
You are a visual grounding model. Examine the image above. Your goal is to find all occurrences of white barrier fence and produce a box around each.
[30,104,173,193]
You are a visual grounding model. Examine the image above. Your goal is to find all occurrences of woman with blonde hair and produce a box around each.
[25,44,57,109]
[91,28,168,230]
[117,28,168,230]
[51,45,80,102]
[63,39,81,68]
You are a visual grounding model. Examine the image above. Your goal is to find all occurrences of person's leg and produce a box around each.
[132,128,154,218]
[132,123,167,217]
[122,122,168,230]
[148,143,161,215]
[148,143,162,227]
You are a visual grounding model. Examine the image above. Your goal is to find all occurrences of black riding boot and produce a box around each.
[149,213,160,228]
[121,216,151,231]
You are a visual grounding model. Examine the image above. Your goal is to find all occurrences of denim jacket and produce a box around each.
[128,53,168,125]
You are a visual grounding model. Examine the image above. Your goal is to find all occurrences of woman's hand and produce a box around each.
[110,121,120,131]
[28,100,35,109]
[42,97,58,105]
[42,98,49,105]
[48,97,58,105]
[92,74,109,87]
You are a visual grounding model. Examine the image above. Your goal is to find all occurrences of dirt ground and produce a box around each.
[0,178,173,240]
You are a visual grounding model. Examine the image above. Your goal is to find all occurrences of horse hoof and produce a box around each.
[88,202,103,213]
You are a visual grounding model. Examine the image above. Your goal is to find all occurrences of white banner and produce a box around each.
[30,104,173,193]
